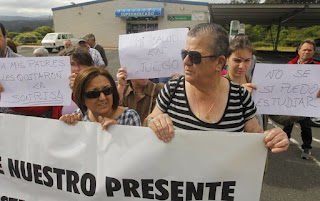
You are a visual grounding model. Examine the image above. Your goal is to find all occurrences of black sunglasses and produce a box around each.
[84,86,113,99]
[181,49,217,64]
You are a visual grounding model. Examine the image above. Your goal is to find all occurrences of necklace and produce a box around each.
[193,88,215,122]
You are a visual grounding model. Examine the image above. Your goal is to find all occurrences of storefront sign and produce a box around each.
[167,15,192,21]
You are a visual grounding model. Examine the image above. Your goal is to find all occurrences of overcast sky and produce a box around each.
[0,0,230,17]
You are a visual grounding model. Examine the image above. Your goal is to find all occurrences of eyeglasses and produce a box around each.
[181,49,217,64]
[84,87,113,99]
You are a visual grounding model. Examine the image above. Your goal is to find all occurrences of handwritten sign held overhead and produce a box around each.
[119,28,188,79]
[252,63,320,117]
[0,56,72,107]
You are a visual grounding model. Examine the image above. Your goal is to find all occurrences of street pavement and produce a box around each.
[17,46,320,201]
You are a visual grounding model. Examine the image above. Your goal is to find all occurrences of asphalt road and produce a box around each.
[17,46,320,201]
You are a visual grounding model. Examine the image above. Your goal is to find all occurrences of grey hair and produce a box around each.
[298,39,316,51]
[85,33,95,42]
[63,39,72,45]
[188,23,229,58]
[33,48,49,56]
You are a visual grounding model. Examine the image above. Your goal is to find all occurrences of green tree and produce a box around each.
[264,0,319,3]
[13,31,42,44]
[20,26,33,33]
[34,26,53,36]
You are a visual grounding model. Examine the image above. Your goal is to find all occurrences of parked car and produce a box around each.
[41,33,78,53]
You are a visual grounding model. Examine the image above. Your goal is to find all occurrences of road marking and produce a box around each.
[269,120,320,167]
[313,137,320,143]
[289,138,320,167]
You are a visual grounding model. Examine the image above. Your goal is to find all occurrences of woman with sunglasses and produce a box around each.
[144,23,289,154]
[59,67,141,129]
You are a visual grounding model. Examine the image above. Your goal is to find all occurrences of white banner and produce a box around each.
[0,56,72,107]
[119,28,187,79]
[0,114,267,201]
[252,63,320,117]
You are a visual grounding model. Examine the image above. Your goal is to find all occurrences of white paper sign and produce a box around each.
[0,114,267,201]
[0,56,72,107]
[252,63,320,117]
[119,28,188,79]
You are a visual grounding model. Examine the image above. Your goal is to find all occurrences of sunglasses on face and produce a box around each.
[181,49,217,64]
[84,86,113,99]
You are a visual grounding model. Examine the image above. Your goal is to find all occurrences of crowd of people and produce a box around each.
[1,21,320,160]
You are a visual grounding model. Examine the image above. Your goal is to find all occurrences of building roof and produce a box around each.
[209,3,320,26]
[52,0,208,11]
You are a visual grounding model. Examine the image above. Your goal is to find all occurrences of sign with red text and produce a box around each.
[119,28,187,79]
[0,56,71,107]
[252,63,320,117]
[0,114,267,201]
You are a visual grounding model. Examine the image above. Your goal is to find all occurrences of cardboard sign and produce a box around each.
[0,56,72,107]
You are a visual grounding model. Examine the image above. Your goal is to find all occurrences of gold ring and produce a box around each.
[155,123,161,127]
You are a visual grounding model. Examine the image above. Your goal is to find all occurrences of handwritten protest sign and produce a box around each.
[252,63,320,117]
[0,114,267,201]
[0,56,72,107]
[119,28,188,79]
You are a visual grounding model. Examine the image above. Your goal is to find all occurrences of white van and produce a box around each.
[41,33,78,53]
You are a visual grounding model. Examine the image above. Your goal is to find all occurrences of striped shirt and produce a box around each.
[156,76,256,132]
[75,108,141,126]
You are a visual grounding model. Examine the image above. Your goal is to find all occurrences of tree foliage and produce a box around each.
[20,26,33,33]
[12,32,42,44]
[245,25,320,48]
[264,0,319,3]
[34,26,54,36]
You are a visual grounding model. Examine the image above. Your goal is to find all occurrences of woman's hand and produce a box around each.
[0,83,4,101]
[242,83,257,94]
[69,73,77,89]
[59,113,81,125]
[117,68,127,87]
[98,116,118,130]
[264,127,289,153]
[148,114,175,143]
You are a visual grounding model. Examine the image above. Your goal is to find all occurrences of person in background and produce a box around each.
[0,23,21,58]
[144,23,289,154]
[59,47,94,115]
[284,39,320,159]
[64,39,73,49]
[78,38,105,67]
[59,67,141,129]
[233,33,257,77]
[224,36,267,130]
[117,68,164,121]
[6,38,17,53]
[85,33,108,67]
[33,47,49,57]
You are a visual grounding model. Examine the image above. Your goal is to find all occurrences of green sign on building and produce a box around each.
[167,15,192,21]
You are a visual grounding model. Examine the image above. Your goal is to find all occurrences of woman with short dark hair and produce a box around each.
[59,67,141,129]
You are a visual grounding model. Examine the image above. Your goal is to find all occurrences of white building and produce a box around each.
[52,0,210,47]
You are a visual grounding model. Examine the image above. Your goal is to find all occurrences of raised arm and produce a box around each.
[116,68,127,103]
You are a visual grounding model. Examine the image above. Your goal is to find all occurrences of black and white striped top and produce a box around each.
[156,76,256,132]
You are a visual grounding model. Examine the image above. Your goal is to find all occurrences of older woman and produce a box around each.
[144,23,289,153]
[59,67,141,129]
